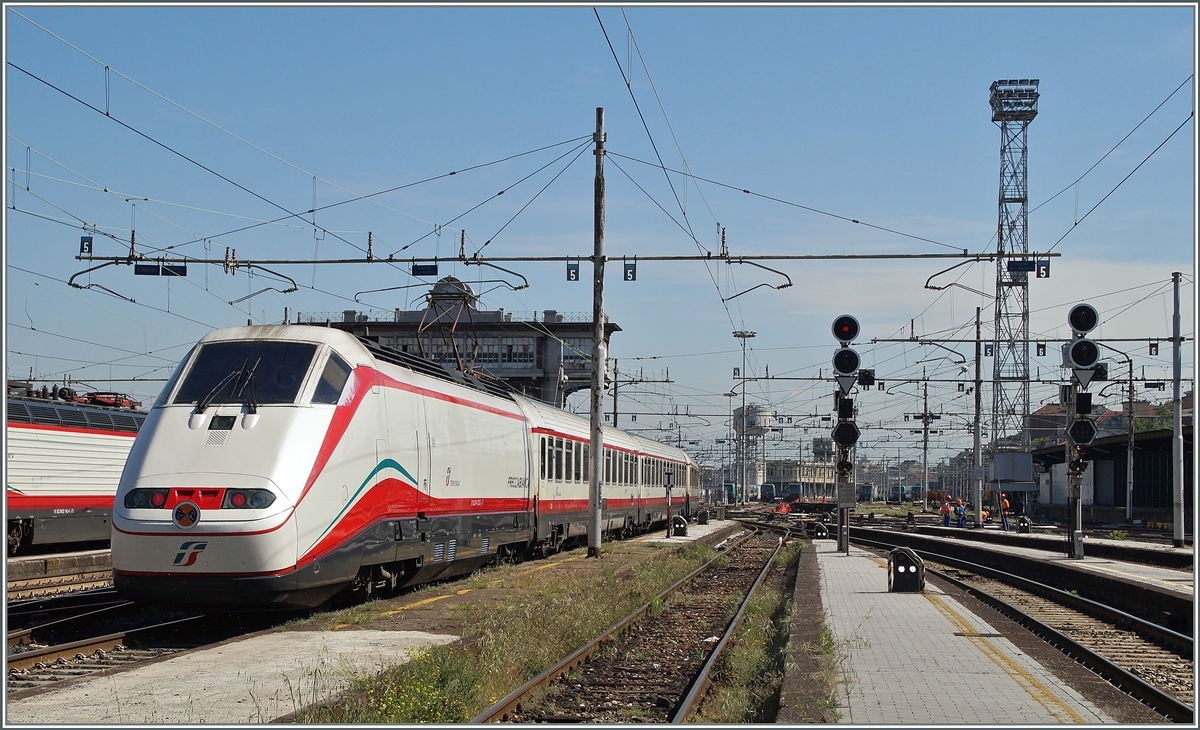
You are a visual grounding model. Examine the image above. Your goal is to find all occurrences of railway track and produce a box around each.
[5,595,294,696]
[851,533,1194,722]
[471,529,785,723]
[7,570,114,602]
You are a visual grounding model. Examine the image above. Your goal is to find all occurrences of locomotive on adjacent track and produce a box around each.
[111,325,697,610]
[6,394,147,554]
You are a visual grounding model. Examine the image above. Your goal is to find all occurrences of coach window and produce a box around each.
[583,445,590,481]
[555,438,564,482]
[565,441,574,483]
[311,352,353,404]
[540,437,547,480]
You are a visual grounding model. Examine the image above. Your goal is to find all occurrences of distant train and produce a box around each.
[111,325,697,610]
[6,394,146,554]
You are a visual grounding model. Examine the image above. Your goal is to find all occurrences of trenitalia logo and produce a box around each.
[173,541,208,566]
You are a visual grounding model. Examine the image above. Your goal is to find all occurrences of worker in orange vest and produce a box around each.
[1000,493,1011,531]
[954,499,966,528]
[940,498,953,527]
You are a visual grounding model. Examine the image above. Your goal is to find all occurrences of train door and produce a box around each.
[385,383,427,517]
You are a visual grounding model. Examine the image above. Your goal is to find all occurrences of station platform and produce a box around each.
[896,527,1194,597]
[5,629,457,724]
[916,523,1194,571]
[813,541,1112,724]
[637,517,742,547]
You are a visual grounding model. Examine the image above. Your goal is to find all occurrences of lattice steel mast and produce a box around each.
[989,79,1039,452]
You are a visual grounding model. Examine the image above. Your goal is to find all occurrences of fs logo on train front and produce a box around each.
[173,501,200,529]
[174,541,208,566]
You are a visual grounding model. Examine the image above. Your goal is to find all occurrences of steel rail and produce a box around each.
[9,600,137,641]
[5,614,204,672]
[469,528,759,723]
[671,530,789,723]
[7,594,126,622]
[852,534,1194,723]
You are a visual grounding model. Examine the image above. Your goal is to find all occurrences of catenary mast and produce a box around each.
[989,79,1039,453]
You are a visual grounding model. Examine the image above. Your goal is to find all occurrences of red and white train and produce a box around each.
[112,325,697,610]
[6,395,146,554]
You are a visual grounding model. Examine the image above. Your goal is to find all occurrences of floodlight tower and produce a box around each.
[989,79,1039,452]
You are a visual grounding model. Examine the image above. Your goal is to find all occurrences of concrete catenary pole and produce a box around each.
[1171,271,1184,548]
[588,108,606,559]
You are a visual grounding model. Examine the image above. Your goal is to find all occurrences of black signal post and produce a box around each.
[831,315,861,555]
[1064,303,1101,559]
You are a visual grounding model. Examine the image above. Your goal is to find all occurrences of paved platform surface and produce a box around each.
[817,541,1113,724]
[4,629,456,724]
[638,518,742,546]
[910,529,1194,595]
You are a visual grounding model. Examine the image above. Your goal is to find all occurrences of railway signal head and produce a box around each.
[832,347,860,377]
[832,421,860,448]
[832,315,859,344]
[1064,338,1100,369]
[1067,418,1097,446]
[1068,303,1099,337]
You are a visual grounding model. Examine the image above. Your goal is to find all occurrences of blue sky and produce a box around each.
[4,4,1195,469]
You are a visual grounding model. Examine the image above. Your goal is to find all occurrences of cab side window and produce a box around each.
[312,352,353,404]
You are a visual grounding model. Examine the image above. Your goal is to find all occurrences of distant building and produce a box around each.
[306,277,619,405]
[1033,425,1193,524]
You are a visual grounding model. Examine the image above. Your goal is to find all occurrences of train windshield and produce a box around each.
[172,341,318,407]
[153,346,195,408]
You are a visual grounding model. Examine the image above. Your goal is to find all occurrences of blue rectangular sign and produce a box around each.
[162,264,188,277]
[134,263,160,276]
[412,263,439,277]
[1007,259,1036,272]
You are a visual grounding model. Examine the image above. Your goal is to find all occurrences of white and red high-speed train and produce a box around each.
[112,325,697,609]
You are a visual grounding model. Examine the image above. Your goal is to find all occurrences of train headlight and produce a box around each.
[222,489,276,510]
[124,488,170,509]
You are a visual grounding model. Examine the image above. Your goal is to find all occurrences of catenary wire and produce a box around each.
[1044,111,1194,255]
[607,151,964,252]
